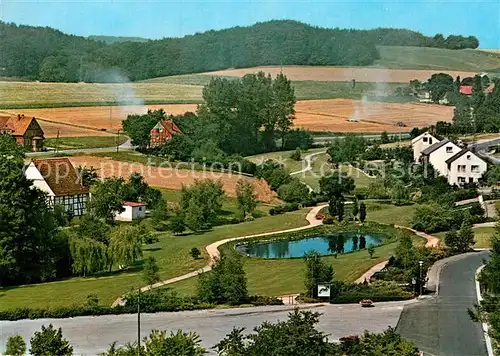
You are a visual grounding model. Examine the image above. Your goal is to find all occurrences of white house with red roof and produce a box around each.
[115,201,146,222]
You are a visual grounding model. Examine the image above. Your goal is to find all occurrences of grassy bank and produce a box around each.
[44,135,129,150]
[433,226,495,249]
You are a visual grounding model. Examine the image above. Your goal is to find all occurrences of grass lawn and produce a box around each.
[246,147,326,173]
[168,230,425,297]
[364,201,416,227]
[44,135,129,149]
[433,226,495,249]
[299,152,374,191]
[0,209,309,311]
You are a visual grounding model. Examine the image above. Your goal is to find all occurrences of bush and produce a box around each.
[190,247,201,259]
[331,281,413,303]
[290,147,302,161]
[283,203,299,212]
[323,216,335,224]
[246,295,283,306]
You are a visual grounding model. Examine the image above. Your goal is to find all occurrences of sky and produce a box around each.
[1,0,499,48]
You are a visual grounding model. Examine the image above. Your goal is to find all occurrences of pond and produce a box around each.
[236,233,383,259]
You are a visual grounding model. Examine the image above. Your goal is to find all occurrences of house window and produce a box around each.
[446,146,453,153]
[139,207,142,211]
[471,165,480,173]
[423,137,428,142]
[469,177,474,183]
[458,177,466,183]
[458,165,466,173]
[467,155,471,160]
[429,138,433,144]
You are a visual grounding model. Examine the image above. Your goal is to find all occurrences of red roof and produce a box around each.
[460,86,473,95]
[123,202,145,207]
[0,114,43,137]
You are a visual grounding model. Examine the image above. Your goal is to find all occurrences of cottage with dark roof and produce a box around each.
[0,114,44,152]
[445,148,487,186]
[25,158,90,216]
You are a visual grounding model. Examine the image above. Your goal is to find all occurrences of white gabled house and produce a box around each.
[420,139,461,176]
[411,131,439,163]
[25,158,90,216]
[445,149,487,186]
[413,135,488,187]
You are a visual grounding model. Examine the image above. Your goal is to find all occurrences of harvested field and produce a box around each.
[68,156,275,203]
[200,66,477,83]
[37,121,116,138]
[4,104,198,133]
[294,99,453,132]
[8,99,450,134]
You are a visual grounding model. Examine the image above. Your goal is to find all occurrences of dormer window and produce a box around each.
[446,147,453,153]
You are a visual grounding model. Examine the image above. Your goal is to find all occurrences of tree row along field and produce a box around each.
[4,99,453,137]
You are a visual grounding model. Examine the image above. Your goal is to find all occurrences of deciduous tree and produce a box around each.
[236,179,258,218]
[30,324,73,356]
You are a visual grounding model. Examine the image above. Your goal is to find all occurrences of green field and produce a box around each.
[373,46,500,71]
[0,82,203,108]
[44,135,129,149]
[0,209,309,311]
[433,226,495,249]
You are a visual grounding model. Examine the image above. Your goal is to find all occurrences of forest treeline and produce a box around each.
[0,20,479,82]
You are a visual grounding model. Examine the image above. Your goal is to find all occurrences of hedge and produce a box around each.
[0,292,283,321]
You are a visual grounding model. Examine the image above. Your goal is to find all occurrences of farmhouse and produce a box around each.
[413,135,487,186]
[25,158,90,216]
[115,202,146,222]
[0,114,44,152]
[150,120,182,148]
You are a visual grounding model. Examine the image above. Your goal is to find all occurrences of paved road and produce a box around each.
[396,251,490,356]
[0,302,409,355]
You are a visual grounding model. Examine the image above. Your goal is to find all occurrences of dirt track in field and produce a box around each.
[200,66,477,83]
[68,156,276,203]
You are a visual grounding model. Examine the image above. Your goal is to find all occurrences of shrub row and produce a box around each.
[331,281,414,303]
[269,203,299,215]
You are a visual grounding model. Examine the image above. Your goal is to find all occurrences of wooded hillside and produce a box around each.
[0,20,480,82]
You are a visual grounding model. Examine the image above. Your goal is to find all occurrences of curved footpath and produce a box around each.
[289,150,326,176]
[112,203,328,306]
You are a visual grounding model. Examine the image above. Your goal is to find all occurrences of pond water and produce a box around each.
[236,233,382,259]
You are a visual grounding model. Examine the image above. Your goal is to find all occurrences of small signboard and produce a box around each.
[317,284,331,298]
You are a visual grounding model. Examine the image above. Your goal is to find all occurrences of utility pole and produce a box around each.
[419,260,423,296]
[116,129,120,153]
[55,129,60,154]
[137,288,141,355]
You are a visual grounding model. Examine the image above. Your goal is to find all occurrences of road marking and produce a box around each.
[475,264,494,356]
